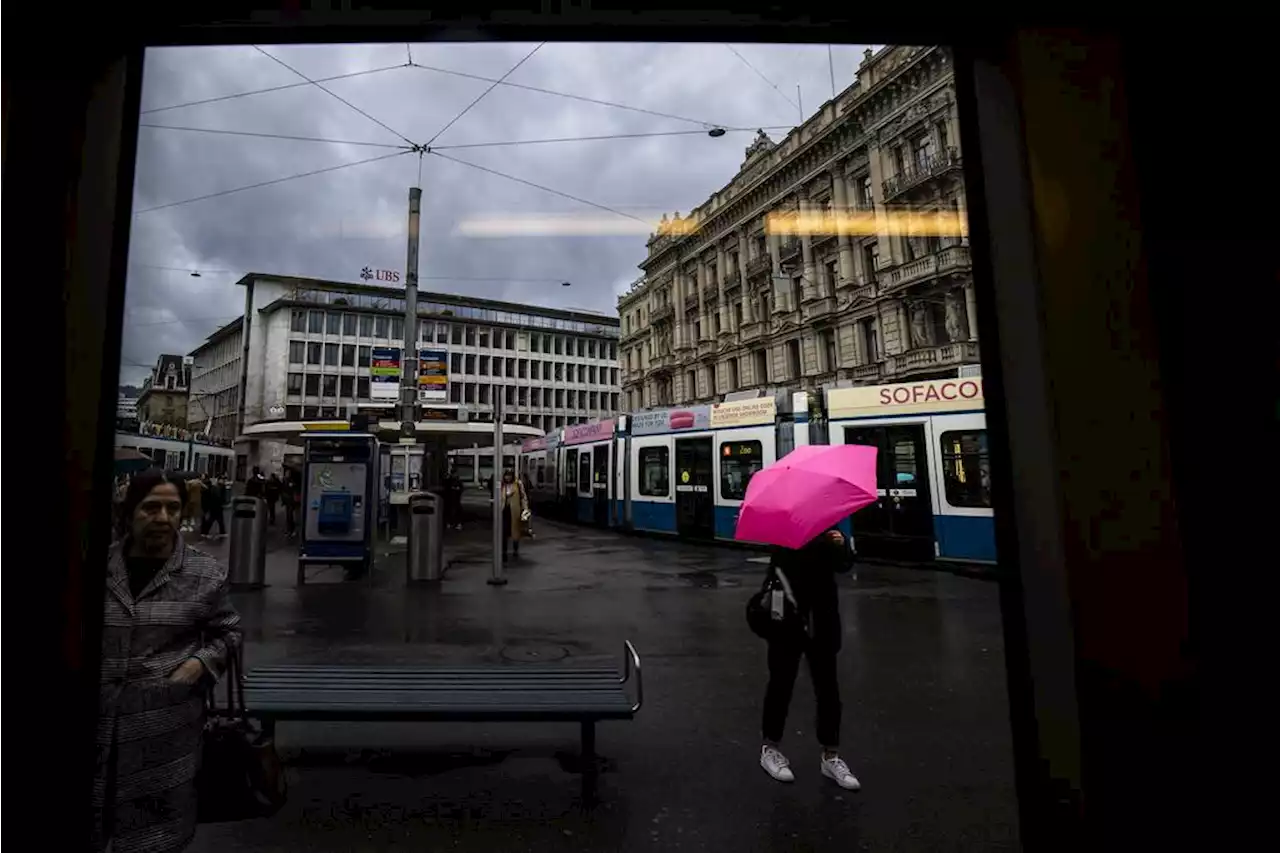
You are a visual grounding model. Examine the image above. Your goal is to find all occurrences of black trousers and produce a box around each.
[761,638,842,748]
[201,509,225,536]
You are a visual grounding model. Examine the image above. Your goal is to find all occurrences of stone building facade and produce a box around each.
[618,45,980,410]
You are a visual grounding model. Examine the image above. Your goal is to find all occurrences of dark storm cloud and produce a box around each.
[122,41,875,383]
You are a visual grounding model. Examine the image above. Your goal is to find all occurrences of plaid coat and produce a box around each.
[94,537,242,853]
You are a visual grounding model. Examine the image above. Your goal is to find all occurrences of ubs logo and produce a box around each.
[360,267,401,283]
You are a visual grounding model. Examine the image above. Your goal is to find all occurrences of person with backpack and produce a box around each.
[751,527,862,791]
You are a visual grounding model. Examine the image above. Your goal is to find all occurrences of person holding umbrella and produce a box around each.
[737,444,878,792]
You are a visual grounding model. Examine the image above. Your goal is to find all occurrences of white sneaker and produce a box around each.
[820,755,861,790]
[760,745,795,782]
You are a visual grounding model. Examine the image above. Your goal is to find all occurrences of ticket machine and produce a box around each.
[298,433,377,582]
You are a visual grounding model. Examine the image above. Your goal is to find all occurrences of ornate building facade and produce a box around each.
[618,45,979,410]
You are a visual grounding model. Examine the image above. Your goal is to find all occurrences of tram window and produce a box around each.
[720,440,763,501]
[578,452,592,493]
[893,438,919,485]
[939,430,992,508]
[638,446,670,496]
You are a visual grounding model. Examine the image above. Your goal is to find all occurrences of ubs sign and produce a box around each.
[360,266,401,283]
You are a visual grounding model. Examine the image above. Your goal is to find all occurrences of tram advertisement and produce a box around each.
[826,377,985,419]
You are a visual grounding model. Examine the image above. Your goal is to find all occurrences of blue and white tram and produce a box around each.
[519,429,563,513]
[823,377,995,563]
[619,394,807,540]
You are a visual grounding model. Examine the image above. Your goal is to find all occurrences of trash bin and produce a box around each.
[228,496,267,588]
[407,491,444,583]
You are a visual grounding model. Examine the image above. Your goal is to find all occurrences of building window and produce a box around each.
[341,344,356,367]
[451,325,463,345]
[863,243,878,277]
[464,383,476,404]
[374,316,389,338]
[358,345,371,367]
[577,364,586,383]
[302,406,320,419]
[324,343,339,366]
[287,373,304,394]
[519,359,528,380]
[308,310,324,333]
[912,133,933,171]
[686,369,697,398]
[479,384,491,404]
[786,340,801,378]
[555,389,564,408]
[436,323,449,344]
[791,277,803,309]
[554,336,563,355]
[342,313,357,336]
[291,310,306,332]
[326,312,341,335]
[391,316,403,342]
[357,376,370,398]
[638,446,669,496]
[821,329,838,373]
[720,440,763,501]
[289,341,305,364]
[320,406,338,419]
[479,355,490,376]
[304,374,320,396]
[465,354,476,374]
[505,358,515,378]
[940,430,991,508]
[451,353,462,373]
[465,325,476,346]
[359,314,374,337]
[286,405,302,420]
[528,334,537,353]
[505,385,515,405]
[860,318,879,362]
[611,392,619,410]
[728,358,739,391]
[322,375,337,397]
[505,331,515,349]
[340,375,354,398]
[709,365,717,398]
[306,342,322,365]
[448,383,460,403]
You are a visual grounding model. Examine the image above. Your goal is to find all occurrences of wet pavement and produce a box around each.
[189,506,1018,851]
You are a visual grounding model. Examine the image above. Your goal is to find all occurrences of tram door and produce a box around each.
[674,437,714,539]
[563,449,579,520]
[843,425,935,561]
[592,444,610,527]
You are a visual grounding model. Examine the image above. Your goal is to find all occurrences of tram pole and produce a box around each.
[488,397,507,585]
[400,187,422,447]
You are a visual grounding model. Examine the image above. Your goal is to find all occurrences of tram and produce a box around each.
[115,430,236,476]
[514,376,995,565]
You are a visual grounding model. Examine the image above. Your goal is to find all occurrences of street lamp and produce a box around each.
[707,127,726,137]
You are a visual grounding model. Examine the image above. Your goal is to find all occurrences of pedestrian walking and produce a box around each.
[95,468,243,852]
[183,474,203,533]
[755,527,862,791]
[444,467,464,530]
[282,469,299,538]
[499,469,529,562]
[264,473,281,525]
[200,473,226,538]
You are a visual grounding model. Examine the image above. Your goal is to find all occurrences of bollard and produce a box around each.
[228,496,267,589]
[406,492,444,583]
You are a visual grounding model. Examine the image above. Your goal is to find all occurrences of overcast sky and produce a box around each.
[122,40,878,384]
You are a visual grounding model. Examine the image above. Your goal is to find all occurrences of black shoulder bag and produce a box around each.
[197,647,288,823]
[745,564,803,641]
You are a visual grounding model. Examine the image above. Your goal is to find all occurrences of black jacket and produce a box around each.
[768,529,854,652]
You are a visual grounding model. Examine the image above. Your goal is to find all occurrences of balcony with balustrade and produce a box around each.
[881,147,963,201]
[801,294,836,323]
[881,245,970,294]
[746,253,772,279]
[650,302,674,322]
[886,339,980,377]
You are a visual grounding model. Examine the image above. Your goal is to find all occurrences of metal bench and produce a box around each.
[242,642,642,803]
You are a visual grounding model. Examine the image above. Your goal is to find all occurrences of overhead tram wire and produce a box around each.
[424,42,545,148]
[724,45,800,114]
[252,46,417,146]
[134,149,412,214]
[430,125,794,151]
[139,62,409,116]
[138,124,413,150]
[412,61,737,131]
[429,151,650,225]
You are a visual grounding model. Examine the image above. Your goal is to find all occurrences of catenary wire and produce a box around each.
[139,62,409,115]
[725,45,799,112]
[139,123,413,150]
[424,42,545,148]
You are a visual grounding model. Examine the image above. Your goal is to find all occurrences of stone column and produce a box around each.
[831,169,855,284]
[716,242,728,335]
[767,219,782,314]
[672,275,683,349]
[697,256,709,340]
[899,303,912,353]
[852,319,865,366]
[965,281,979,341]
[799,196,816,301]
[738,226,752,324]
[867,138,900,266]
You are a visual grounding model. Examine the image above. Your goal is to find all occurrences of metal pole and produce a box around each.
[488,397,507,585]
[828,46,837,100]
[400,186,422,443]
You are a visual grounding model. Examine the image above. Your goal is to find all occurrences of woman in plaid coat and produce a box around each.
[96,470,242,852]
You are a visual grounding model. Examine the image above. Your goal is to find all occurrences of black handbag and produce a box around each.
[197,647,287,823]
[745,566,803,640]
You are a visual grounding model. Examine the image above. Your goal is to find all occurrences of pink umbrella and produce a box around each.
[735,444,878,550]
